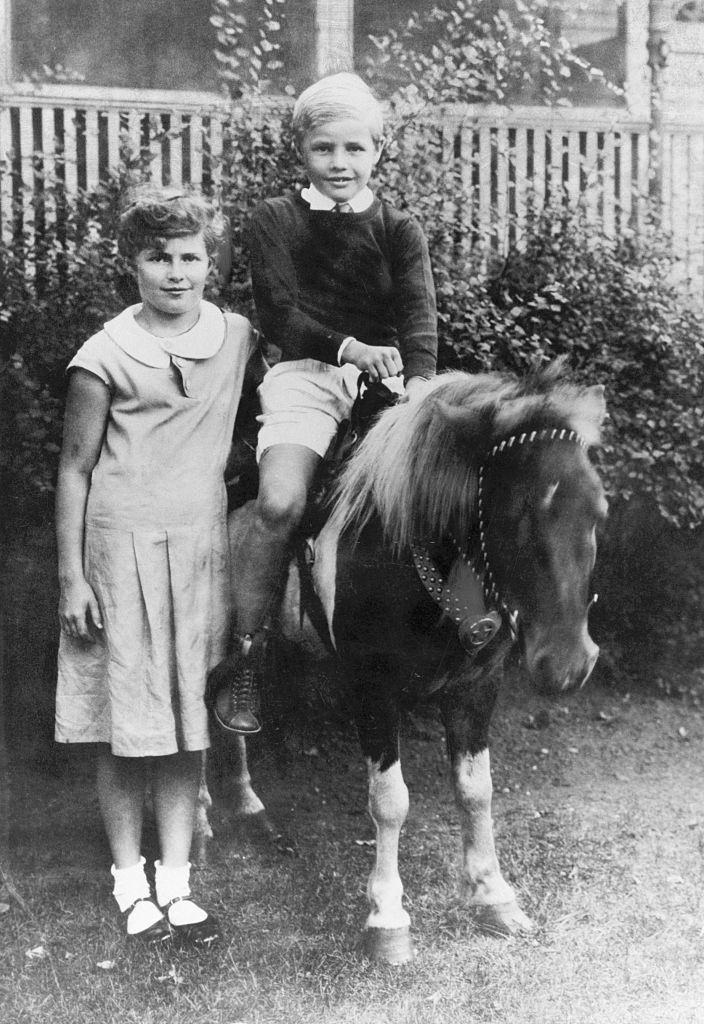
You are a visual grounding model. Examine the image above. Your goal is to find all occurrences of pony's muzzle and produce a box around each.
[527,633,599,695]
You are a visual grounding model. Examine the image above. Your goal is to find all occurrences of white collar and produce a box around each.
[301,183,374,212]
[103,300,225,368]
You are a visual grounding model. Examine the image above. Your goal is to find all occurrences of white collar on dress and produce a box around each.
[103,300,225,368]
[300,183,374,212]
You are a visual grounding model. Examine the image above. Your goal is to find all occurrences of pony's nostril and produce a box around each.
[531,639,600,694]
[532,650,555,690]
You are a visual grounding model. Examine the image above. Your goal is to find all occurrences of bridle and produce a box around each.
[412,426,595,653]
[476,426,590,611]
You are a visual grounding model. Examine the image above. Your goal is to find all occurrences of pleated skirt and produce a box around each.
[55,519,230,756]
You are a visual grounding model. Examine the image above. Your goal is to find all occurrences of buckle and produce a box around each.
[458,611,502,653]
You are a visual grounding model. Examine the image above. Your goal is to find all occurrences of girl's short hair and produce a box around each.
[118,186,223,262]
[292,73,384,147]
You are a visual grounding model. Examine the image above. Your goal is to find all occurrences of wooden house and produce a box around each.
[2,1,704,291]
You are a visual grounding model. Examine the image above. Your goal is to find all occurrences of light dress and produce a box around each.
[55,300,258,756]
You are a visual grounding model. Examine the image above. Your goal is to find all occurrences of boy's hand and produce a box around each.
[341,339,404,381]
[59,578,104,643]
[402,376,433,402]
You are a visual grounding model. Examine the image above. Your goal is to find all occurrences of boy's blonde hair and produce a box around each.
[292,73,384,147]
[118,185,223,263]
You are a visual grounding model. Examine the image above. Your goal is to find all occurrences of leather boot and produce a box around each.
[207,632,263,734]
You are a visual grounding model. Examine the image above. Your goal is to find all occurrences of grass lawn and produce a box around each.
[2,680,704,1024]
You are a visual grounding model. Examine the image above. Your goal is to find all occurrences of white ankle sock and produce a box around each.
[111,857,163,935]
[111,857,150,912]
[154,860,207,926]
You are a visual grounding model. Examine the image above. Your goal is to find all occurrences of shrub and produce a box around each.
[3,119,704,536]
[0,182,125,522]
[466,207,704,531]
[216,94,300,321]
[364,0,613,107]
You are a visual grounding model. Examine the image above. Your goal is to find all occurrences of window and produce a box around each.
[12,0,219,89]
[676,2,704,21]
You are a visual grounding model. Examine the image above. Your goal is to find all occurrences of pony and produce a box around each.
[201,361,608,964]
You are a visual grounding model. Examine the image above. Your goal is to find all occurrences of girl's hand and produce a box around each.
[341,340,404,381]
[58,578,104,642]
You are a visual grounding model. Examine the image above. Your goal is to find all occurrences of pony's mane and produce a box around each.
[328,361,603,553]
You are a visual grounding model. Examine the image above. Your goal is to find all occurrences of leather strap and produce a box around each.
[411,543,502,653]
[295,539,336,654]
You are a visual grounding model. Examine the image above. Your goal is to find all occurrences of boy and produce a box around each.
[212,73,438,734]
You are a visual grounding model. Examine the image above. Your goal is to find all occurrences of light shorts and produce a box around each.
[256,358,404,461]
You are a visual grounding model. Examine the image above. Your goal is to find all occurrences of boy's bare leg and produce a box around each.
[234,444,321,632]
[218,444,321,734]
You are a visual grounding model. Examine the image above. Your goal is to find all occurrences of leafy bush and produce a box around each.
[459,207,704,531]
[211,0,290,98]
[5,132,703,535]
[216,96,300,319]
[0,182,125,521]
[372,109,704,531]
[364,0,613,107]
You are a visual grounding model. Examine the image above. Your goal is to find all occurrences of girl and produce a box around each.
[55,186,262,945]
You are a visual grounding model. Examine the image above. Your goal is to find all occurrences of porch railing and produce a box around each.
[2,85,704,292]
[0,83,230,253]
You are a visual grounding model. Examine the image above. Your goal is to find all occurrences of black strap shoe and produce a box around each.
[123,898,172,945]
[164,897,221,949]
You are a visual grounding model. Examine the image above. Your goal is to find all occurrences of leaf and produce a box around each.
[157,964,184,984]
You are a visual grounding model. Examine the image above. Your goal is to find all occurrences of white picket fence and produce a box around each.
[0,84,231,254]
[440,104,704,284]
[2,84,704,292]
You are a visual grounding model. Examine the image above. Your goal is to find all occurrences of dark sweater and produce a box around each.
[246,193,437,380]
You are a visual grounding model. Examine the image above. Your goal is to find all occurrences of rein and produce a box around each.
[412,426,590,654]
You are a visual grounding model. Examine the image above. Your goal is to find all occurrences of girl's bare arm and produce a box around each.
[56,369,111,641]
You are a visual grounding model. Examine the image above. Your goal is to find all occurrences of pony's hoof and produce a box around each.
[240,810,298,856]
[363,926,416,965]
[475,901,534,937]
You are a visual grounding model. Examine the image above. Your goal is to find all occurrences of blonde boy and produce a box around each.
[211,73,438,734]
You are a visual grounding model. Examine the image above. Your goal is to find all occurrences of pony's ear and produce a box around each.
[432,398,495,452]
[573,384,606,437]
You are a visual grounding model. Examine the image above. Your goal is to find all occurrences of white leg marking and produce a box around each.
[365,759,411,931]
[454,749,516,906]
[231,736,266,817]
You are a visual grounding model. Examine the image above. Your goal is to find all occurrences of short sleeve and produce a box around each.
[67,331,114,388]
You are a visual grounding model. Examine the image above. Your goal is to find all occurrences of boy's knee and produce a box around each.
[257,486,308,533]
